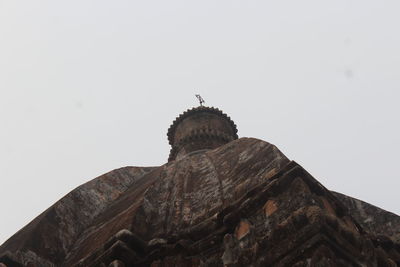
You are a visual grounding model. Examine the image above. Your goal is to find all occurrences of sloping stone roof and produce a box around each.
[1,138,399,266]
[333,192,400,243]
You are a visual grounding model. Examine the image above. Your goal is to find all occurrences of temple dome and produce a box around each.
[167,106,238,161]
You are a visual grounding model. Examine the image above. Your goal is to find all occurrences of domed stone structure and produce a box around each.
[167,106,238,161]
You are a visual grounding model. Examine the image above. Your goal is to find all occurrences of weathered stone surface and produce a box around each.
[333,192,400,240]
[264,199,278,216]
[0,166,155,266]
[1,137,400,266]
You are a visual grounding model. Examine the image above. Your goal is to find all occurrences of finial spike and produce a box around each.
[195,94,205,106]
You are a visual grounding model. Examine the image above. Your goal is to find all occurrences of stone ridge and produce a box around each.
[333,191,400,243]
[0,166,156,266]
[166,106,238,146]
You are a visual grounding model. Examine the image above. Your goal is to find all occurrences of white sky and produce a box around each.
[1,0,399,244]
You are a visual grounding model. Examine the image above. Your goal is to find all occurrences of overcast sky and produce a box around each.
[1,0,399,245]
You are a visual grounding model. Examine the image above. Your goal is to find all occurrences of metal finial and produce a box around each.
[195,94,205,106]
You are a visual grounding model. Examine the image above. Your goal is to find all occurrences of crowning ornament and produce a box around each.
[195,94,205,106]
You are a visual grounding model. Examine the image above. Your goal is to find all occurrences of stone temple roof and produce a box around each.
[1,107,400,266]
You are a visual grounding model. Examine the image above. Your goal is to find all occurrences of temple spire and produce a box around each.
[167,106,238,162]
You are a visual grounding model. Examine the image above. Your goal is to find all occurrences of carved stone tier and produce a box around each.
[167,106,238,162]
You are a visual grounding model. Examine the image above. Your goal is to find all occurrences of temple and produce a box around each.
[0,106,399,266]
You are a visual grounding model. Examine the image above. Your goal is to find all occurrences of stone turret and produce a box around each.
[167,106,238,162]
